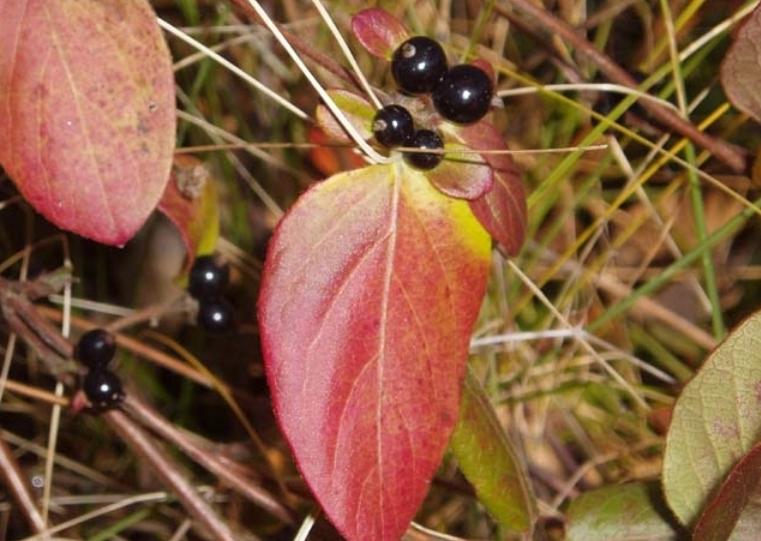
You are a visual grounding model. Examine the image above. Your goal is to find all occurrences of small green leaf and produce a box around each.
[449,368,536,535]
[566,482,681,541]
[693,441,761,541]
[315,89,375,143]
[663,311,761,525]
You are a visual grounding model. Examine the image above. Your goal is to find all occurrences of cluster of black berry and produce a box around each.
[372,36,494,170]
[75,328,124,410]
[189,255,234,333]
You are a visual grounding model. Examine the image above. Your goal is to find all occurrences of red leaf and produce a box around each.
[157,155,220,274]
[258,164,491,540]
[351,8,410,60]
[453,123,527,256]
[471,58,497,88]
[424,143,493,200]
[693,441,761,540]
[721,5,761,124]
[0,0,176,246]
[307,127,366,177]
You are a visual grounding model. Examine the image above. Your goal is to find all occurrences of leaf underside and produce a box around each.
[663,311,761,526]
[258,163,491,540]
[450,369,537,535]
[157,155,220,274]
[0,0,176,246]
[566,482,679,541]
[721,5,761,124]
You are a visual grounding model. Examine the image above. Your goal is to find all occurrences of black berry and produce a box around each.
[197,297,235,333]
[372,105,414,148]
[188,255,229,299]
[432,64,493,124]
[391,36,448,94]
[404,129,444,170]
[83,370,124,410]
[75,328,116,369]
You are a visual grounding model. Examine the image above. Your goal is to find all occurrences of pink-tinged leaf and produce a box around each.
[259,164,491,540]
[351,8,410,60]
[471,59,497,88]
[662,311,761,526]
[315,89,375,144]
[424,143,493,200]
[693,441,761,541]
[721,5,761,124]
[451,122,527,256]
[157,155,220,274]
[0,0,176,246]
[450,368,537,535]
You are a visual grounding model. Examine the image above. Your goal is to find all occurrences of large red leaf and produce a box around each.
[259,164,491,540]
[0,0,176,246]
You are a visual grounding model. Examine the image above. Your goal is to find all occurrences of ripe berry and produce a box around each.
[75,328,116,369]
[197,297,235,333]
[404,129,444,170]
[188,255,229,299]
[391,36,448,94]
[372,105,414,147]
[433,64,493,124]
[83,370,124,410]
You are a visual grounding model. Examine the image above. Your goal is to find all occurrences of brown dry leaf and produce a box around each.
[722,5,761,123]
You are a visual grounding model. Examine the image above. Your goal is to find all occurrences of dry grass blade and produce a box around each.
[0,439,45,533]
[104,410,240,541]
[122,395,294,524]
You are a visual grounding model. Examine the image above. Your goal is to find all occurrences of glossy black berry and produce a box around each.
[372,105,414,148]
[432,64,493,124]
[83,370,124,410]
[391,36,448,94]
[404,129,444,170]
[188,255,229,299]
[75,328,116,369]
[197,297,235,333]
